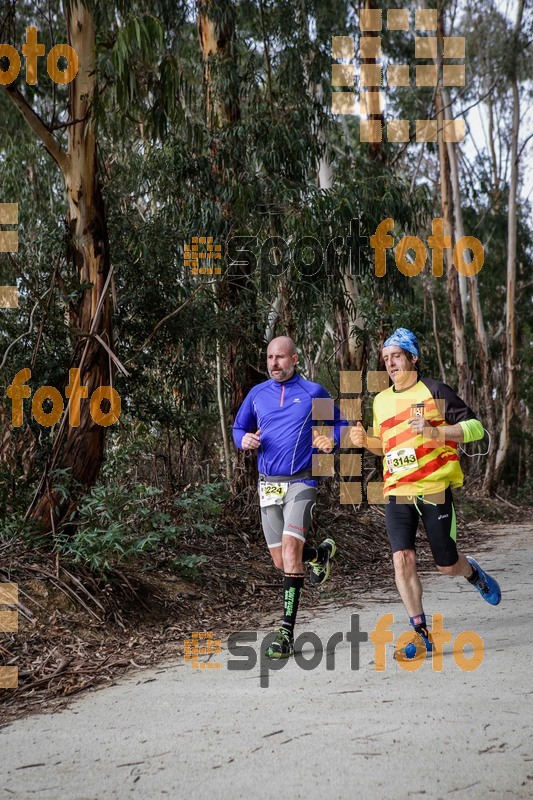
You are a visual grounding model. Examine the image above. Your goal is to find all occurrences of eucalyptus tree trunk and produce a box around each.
[198,0,241,129]
[442,90,468,322]
[198,0,258,491]
[6,2,113,527]
[428,281,447,384]
[490,0,524,490]
[434,61,470,403]
[334,274,366,372]
[361,0,384,162]
[198,0,242,423]
[440,88,497,491]
[297,1,365,373]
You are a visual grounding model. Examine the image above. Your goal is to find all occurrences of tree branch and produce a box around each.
[3,84,70,175]
[518,130,533,161]
[124,285,205,366]
[0,282,54,371]
[50,114,89,131]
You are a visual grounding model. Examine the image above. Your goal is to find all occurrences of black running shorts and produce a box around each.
[384,488,459,567]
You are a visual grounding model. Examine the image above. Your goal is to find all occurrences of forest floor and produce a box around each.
[0,484,528,727]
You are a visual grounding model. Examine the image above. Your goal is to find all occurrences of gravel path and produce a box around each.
[1,523,531,800]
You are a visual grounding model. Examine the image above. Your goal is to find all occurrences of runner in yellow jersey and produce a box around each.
[350,328,501,659]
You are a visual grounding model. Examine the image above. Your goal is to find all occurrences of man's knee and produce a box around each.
[282,536,304,571]
[392,549,417,576]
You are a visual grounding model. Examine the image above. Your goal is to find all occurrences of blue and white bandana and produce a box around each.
[383,328,420,357]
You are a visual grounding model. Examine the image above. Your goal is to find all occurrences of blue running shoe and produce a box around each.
[466,557,501,606]
[395,630,433,661]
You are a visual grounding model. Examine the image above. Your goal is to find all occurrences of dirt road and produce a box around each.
[1,523,531,799]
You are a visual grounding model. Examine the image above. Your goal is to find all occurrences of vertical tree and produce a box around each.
[197,0,262,490]
[491,0,525,489]
[435,10,470,403]
[5,2,113,526]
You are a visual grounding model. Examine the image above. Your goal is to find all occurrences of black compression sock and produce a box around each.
[466,567,479,583]
[281,573,304,636]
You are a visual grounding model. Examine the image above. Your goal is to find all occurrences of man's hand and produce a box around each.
[408,418,440,441]
[408,417,425,435]
[241,429,261,450]
[349,422,367,448]
[313,429,334,453]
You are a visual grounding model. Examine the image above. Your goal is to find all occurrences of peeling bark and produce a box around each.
[4,3,113,528]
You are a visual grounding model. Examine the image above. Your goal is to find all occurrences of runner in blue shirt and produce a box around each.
[233,336,347,659]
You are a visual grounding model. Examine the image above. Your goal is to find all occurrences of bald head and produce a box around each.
[267,337,298,382]
[268,336,297,356]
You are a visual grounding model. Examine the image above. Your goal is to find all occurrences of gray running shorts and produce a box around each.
[260,481,317,549]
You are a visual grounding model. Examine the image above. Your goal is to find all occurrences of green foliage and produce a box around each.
[53,475,226,577]
[174,482,230,531]
[56,481,164,573]
[0,426,229,574]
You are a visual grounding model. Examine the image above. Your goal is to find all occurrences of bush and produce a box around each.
[53,475,229,576]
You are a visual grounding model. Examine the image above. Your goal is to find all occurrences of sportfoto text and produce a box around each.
[225,218,483,283]
[227,613,484,687]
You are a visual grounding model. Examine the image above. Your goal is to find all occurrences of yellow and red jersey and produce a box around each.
[371,377,480,497]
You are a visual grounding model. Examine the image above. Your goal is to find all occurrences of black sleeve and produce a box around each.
[420,377,479,425]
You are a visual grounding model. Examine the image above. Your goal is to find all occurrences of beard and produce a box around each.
[268,365,295,382]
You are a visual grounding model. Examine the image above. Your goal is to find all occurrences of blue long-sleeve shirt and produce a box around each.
[232,372,347,478]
